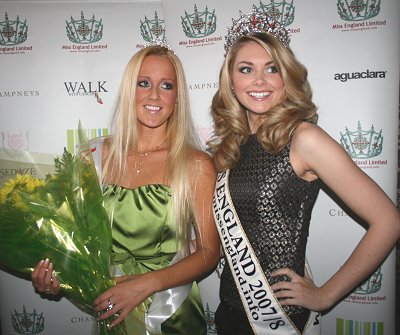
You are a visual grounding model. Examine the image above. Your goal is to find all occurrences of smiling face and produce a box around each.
[231,41,284,131]
[135,54,177,131]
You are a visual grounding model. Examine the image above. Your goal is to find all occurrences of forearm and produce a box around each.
[140,246,219,294]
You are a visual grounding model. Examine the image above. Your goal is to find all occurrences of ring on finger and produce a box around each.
[106,299,114,311]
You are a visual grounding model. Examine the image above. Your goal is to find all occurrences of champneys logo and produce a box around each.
[334,69,387,82]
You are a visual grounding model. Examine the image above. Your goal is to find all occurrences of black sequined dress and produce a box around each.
[219,134,320,332]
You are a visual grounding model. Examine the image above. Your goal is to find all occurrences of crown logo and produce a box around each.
[337,0,381,21]
[11,306,45,334]
[66,11,103,44]
[340,121,383,159]
[140,11,165,43]
[181,4,217,38]
[256,0,295,26]
[0,12,28,46]
[353,267,382,295]
[204,303,217,333]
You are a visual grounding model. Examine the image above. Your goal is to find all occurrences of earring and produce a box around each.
[231,87,236,96]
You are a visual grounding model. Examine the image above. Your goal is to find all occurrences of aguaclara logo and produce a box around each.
[334,69,387,82]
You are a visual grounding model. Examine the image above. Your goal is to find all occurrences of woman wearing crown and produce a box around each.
[31,41,220,334]
[208,8,400,335]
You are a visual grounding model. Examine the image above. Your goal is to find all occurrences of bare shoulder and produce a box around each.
[292,122,340,155]
[292,122,328,145]
[290,122,349,179]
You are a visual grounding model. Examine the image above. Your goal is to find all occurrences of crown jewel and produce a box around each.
[143,36,175,54]
[224,7,290,55]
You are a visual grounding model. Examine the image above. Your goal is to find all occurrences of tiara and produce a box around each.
[224,7,291,55]
[142,36,175,54]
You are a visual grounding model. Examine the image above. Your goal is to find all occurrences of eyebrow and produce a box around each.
[236,60,274,66]
[137,75,176,82]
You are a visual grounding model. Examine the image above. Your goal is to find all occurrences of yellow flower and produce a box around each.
[0,174,45,204]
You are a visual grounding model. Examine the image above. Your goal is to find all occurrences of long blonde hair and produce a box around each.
[208,33,318,172]
[103,45,201,253]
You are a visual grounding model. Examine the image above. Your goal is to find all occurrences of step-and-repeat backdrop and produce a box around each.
[0,0,399,334]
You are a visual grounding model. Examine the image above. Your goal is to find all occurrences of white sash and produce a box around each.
[213,171,321,335]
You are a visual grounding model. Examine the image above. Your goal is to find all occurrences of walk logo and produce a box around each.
[67,128,109,154]
[62,11,108,53]
[0,12,32,54]
[11,305,45,334]
[257,0,300,34]
[340,121,386,169]
[333,0,386,32]
[336,318,384,335]
[63,80,108,101]
[204,303,217,334]
[178,4,222,48]
[345,267,386,305]
[1,131,30,150]
[139,10,165,47]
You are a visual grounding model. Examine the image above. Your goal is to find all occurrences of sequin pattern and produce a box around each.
[219,134,320,330]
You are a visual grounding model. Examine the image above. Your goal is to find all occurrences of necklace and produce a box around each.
[134,144,162,175]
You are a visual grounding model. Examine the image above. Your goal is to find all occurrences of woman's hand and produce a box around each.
[271,268,332,312]
[31,258,60,295]
[93,274,154,328]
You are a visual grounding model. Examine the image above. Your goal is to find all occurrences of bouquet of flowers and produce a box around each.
[0,131,125,334]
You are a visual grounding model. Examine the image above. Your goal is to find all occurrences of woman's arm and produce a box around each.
[271,122,400,311]
[94,153,220,326]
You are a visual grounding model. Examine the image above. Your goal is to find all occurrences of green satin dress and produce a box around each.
[103,184,206,335]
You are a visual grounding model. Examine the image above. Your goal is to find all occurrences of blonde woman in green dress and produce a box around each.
[32,43,220,335]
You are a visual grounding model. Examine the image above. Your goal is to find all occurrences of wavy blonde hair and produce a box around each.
[102,45,201,254]
[208,33,318,172]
